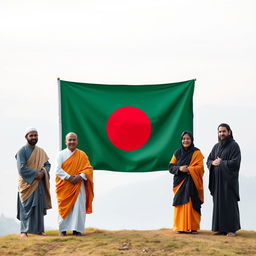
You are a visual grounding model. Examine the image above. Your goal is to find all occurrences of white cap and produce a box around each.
[25,127,38,136]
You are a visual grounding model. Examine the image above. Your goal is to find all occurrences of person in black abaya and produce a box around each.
[207,123,241,237]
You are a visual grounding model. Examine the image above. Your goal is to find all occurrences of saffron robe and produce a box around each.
[56,148,94,232]
[207,138,241,233]
[169,150,204,232]
[16,144,51,234]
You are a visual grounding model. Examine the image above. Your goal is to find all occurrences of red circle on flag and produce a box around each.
[106,106,151,151]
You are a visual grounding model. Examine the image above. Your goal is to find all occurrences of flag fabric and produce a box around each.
[59,79,195,172]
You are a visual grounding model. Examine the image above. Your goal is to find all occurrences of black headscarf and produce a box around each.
[172,131,199,187]
[174,131,198,166]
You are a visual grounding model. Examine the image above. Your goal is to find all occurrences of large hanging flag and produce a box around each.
[59,79,195,172]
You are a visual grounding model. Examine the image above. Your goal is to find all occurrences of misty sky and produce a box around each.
[0,0,255,231]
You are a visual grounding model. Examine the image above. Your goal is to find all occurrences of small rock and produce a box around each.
[118,245,130,250]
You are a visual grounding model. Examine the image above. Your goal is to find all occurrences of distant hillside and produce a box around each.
[0,214,19,236]
[0,229,256,256]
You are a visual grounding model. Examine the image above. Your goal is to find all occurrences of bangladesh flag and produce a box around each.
[59,79,195,172]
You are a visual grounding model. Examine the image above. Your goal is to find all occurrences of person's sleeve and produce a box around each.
[42,160,51,178]
[55,152,70,180]
[206,145,217,169]
[220,143,241,171]
[168,155,179,175]
[16,148,37,184]
[79,173,87,180]
[43,161,51,172]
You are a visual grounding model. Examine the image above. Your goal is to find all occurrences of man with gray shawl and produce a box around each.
[16,128,52,238]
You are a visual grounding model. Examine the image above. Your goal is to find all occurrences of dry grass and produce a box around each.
[0,229,256,256]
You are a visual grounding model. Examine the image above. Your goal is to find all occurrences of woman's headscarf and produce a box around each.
[175,131,198,166]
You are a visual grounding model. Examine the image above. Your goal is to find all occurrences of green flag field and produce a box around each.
[59,79,195,172]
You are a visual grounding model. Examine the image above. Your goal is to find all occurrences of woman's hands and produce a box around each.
[179,165,189,173]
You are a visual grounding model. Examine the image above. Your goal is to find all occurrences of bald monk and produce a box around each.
[56,132,94,236]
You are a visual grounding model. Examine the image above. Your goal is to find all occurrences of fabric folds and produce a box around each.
[18,146,51,208]
[56,149,94,219]
[169,150,204,231]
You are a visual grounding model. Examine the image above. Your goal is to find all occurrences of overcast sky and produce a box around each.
[0,0,255,231]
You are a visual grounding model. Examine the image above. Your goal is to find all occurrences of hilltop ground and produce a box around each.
[0,229,256,256]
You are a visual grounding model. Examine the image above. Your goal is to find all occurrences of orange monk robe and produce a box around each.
[56,149,94,219]
[170,150,204,232]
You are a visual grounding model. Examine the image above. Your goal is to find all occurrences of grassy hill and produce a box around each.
[0,229,256,256]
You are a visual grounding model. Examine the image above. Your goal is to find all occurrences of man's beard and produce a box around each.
[218,134,231,144]
[218,135,227,141]
[27,139,38,146]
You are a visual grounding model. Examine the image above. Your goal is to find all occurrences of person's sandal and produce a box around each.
[191,230,198,234]
[226,232,236,237]
[175,231,185,234]
[60,231,67,236]
[213,231,223,235]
